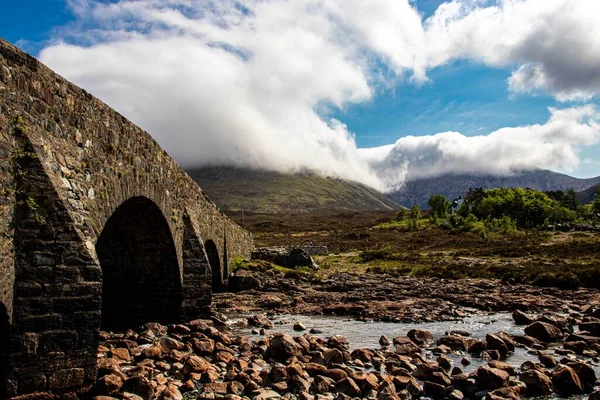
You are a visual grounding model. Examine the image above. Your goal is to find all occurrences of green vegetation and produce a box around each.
[428,194,450,219]
[187,166,401,213]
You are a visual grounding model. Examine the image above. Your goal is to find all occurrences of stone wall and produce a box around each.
[0,38,254,397]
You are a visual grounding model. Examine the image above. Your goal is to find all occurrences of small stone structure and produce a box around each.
[0,39,253,397]
[251,247,319,270]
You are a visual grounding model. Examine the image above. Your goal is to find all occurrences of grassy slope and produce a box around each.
[187,166,401,213]
[233,210,600,289]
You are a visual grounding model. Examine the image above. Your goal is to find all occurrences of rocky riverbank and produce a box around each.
[88,307,600,400]
[217,268,600,323]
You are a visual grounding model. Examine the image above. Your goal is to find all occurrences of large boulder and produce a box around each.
[269,333,303,361]
[228,269,262,292]
[407,329,434,346]
[477,366,510,390]
[551,366,584,396]
[579,321,600,337]
[486,334,509,357]
[519,369,553,396]
[524,321,562,342]
[512,310,533,325]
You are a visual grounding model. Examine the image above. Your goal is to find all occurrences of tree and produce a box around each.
[594,188,600,218]
[410,204,421,220]
[428,195,450,218]
[394,208,407,221]
[408,204,421,231]
[563,188,580,211]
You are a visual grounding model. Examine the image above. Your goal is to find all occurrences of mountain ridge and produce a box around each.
[388,170,600,208]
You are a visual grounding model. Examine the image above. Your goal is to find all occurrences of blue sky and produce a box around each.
[2,0,600,189]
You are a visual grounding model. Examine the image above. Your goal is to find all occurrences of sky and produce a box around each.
[1,0,600,192]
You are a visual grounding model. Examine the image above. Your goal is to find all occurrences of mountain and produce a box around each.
[187,166,401,213]
[577,183,600,205]
[388,170,600,208]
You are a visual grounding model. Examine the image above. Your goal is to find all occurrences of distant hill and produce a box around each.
[388,170,600,208]
[187,166,401,213]
[577,182,600,205]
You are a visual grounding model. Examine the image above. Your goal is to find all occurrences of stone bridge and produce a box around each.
[0,39,254,397]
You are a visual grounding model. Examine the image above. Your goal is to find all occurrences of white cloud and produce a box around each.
[363,105,600,191]
[37,0,600,192]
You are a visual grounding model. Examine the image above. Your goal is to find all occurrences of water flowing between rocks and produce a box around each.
[224,312,600,399]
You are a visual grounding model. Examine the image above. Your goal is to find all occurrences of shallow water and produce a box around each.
[225,312,600,398]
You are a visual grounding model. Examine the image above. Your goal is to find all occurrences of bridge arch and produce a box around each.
[96,196,182,331]
[205,240,225,292]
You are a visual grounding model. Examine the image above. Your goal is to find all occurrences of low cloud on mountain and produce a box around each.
[38,0,600,192]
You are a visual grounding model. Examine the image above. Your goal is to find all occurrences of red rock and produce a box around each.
[524,322,562,342]
[551,365,583,396]
[520,369,553,396]
[476,366,509,390]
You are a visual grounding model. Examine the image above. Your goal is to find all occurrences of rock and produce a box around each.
[579,321,600,337]
[488,361,515,376]
[351,348,373,362]
[519,369,553,396]
[203,382,228,394]
[524,322,562,342]
[512,310,533,325]
[477,366,510,390]
[564,340,587,354]
[122,377,155,399]
[93,374,123,396]
[228,269,262,292]
[228,381,245,396]
[334,377,361,397]
[448,389,464,400]
[253,389,282,400]
[350,372,380,393]
[159,385,183,400]
[551,365,584,396]
[324,348,344,365]
[467,340,486,354]
[407,329,434,346]
[437,355,452,370]
[485,386,521,400]
[437,335,466,350]
[567,361,596,391]
[327,335,349,351]
[377,382,400,400]
[305,363,328,377]
[538,353,557,368]
[326,368,348,382]
[269,333,303,361]
[313,375,335,394]
[379,335,391,347]
[423,381,446,398]
[248,315,273,329]
[486,334,509,357]
[184,355,211,373]
[191,338,215,356]
[293,321,307,331]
